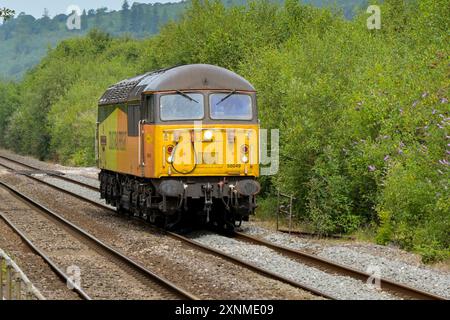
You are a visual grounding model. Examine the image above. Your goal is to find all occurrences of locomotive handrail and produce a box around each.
[138,120,146,169]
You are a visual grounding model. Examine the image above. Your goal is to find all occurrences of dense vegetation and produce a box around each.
[0,0,366,80]
[0,0,448,261]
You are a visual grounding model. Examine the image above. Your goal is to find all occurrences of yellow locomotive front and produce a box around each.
[97,64,261,230]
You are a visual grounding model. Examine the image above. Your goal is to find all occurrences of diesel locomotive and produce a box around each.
[97,64,261,231]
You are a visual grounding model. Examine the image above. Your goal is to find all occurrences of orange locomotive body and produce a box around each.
[97,64,261,230]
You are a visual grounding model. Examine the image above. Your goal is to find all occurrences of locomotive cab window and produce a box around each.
[127,104,140,136]
[210,93,253,120]
[160,93,204,121]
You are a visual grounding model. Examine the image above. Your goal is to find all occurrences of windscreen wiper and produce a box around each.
[217,89,237,105]
[176,90,199,103]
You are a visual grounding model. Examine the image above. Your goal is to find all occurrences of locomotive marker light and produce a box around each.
[203,129,214,142]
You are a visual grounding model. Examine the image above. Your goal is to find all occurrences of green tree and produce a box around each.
[121,0,130,31]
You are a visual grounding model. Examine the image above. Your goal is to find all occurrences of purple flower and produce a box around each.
[438,124,444,129]
[422,92,428,98]
[399,108,403,114]
[412,100,418,107]
[440,97,448,104]
[446,150,450,155]
[368,165,376,172]
[398,148,404,155]
[384,155,390,161]
[399,141,405,148]
[432,109,437,115]
[439,159,449,166]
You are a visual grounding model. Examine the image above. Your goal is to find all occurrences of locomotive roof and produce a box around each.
[98,64,256,106]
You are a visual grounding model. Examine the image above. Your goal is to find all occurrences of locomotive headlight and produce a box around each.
[242,155,249,163]
[203,130,213,141]
[167,156,174,164]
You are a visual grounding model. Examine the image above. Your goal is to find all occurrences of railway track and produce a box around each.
[233,232,445,300]
[0,179,198,300]
[0,155,99,191]
[0,212,90,300]
[0,156,334,299]
[0,154,447,300]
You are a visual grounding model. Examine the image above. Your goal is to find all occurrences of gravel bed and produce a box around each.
[319,246,450,299]
[240,222,450,299]
[58,173,99,189]
[0,171,316,300]
[240,225,323,253]
[191,232,398,300]
[0,148,99,183]
[0,188,176,300]
[0,155,102,204]
[38,175,109,207]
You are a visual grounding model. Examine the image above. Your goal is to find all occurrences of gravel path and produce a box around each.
[0,171,317,300]
[240,223,450,299]
[0,187,178,300]
[190,232,399,300]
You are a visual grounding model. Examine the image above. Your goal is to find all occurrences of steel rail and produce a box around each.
[0,180,198,300]
[0,155,99,191]
[234,232,447,300]
[2,157,446,300]
[0,212,91,300]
